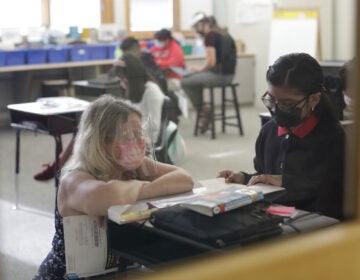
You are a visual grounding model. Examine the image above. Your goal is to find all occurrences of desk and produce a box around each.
[7,97,89,209]
[72,80,123,101]
[108,207,339,268]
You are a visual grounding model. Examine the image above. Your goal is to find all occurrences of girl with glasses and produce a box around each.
[218,53,345,220]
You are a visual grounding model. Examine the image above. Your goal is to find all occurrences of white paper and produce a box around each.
[63,215,118,278]
[198,177,285,195]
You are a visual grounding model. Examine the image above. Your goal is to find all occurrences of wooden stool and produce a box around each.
[42,79,72,97]
[194,83,244,139]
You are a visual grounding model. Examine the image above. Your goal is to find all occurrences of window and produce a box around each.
[50,0,101,34]
[125,0,213,38]
[0,0,42,35]
[129,0,173,32]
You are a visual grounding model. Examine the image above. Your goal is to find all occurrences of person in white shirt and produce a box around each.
[114,53,167,144]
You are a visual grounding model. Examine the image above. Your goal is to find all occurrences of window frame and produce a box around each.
[124,0,195,39]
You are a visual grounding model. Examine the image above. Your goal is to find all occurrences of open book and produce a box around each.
[180,186,264,216]
[107,178,285,224]
[63,215,121,278]
[108,187,207,225]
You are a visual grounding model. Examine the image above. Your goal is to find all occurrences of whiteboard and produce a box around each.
[269,10,319,65]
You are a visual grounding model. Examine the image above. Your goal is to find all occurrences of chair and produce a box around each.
[194,83,244,139]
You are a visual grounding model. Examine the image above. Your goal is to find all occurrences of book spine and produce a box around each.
[221,196,253,213]
[212,191,264,215]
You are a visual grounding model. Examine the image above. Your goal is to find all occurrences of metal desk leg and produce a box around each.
[13,129,20,210]
[54,135,62,189]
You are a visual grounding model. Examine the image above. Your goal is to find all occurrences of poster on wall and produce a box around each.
[269,10,319,64]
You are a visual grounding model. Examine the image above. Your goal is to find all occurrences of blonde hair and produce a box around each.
[62,94,142,181]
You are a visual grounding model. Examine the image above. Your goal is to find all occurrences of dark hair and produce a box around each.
[114,54,150,103]
[192,12,227,35]
[267,53,339,122]
[120,37,140,52]
[266,53,324,95]
[154,28,172,40]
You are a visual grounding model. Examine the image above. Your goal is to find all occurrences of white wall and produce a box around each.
[334,0,356,59]
[220,0,356,106]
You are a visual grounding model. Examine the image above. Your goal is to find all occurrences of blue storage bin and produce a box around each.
[107,44,117,59]
[48,46,69,63]
[89,45,108,60]
[6,50,26,66]
[27,49,47,64]
[69,45,90,61]
[0,51,6,66]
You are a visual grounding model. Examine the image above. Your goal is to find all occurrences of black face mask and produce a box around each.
[272,106,304,128]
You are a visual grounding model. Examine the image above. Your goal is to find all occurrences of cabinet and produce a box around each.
[184,54,255,106]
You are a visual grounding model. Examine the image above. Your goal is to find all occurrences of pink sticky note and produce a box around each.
[266,205,296,217]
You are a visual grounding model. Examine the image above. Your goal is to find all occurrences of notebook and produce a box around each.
[169,66,192,77]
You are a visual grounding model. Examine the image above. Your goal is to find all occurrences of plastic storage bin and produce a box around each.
[107,43,117,59]
[69,45,90,61]
[89,45,108,60]
[182,45,193,55]
[0,51,5,66]
[48,46,69,63]
[6,50,26,66]
[27,49,47,64]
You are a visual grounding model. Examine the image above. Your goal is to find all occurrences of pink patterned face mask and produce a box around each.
[116,139,146,170]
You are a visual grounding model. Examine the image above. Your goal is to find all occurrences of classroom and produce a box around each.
[0,0,359,279]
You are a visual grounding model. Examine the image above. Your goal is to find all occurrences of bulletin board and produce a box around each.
[268,10,320,65]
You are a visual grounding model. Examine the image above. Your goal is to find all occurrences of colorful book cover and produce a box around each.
[180,186,264,217]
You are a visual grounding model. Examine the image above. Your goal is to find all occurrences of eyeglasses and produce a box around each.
[261,92,308,112]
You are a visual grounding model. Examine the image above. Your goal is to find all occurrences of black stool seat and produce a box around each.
[194,83,244,139]
[42,79,71,97]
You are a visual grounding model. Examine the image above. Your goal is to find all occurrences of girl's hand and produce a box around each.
[247,174,282,187]
[217,170,245,184]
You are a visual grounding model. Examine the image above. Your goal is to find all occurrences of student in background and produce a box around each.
[34,95,194,279]
[149,28,185,91]
[218,53,345,220]
[339,57,356,120]
[181,12,237,133]
[114,53,167,143]
[120,36,168,94]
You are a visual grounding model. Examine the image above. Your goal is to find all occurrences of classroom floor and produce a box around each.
[0,104,264,279]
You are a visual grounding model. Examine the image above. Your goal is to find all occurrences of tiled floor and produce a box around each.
[0,105,264,279]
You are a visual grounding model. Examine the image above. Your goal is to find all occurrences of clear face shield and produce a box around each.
[115,114,158,177]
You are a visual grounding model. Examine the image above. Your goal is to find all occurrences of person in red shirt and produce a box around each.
[150,29,185,89]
